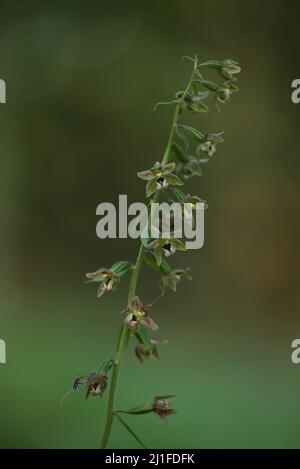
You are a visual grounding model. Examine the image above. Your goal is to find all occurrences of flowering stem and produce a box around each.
[100,57,198,449]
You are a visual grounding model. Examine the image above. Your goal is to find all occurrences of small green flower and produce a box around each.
[153,395,176,420]
[181,194,208,229]
[181,194,208,213]
[177,155,202,179]
[85,267,119,298]
[176,90,209,113]
[160,268,192,295]
[123,296,158,332]
[138,161,183,198]
[197,131,224,158]
[200,58,241,81]
[220,59,241,81]
[146,237,186,265]
[216,86,231,105]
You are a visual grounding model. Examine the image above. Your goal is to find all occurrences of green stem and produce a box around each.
[100,246,144,448]
[100,56,198,449]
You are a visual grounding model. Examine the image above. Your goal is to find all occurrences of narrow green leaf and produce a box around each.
[175,126,189,151]
[179,125,204,142]
[111,261,133,277]
[114,413,148,449]
[172,142,188,163]
[143,251,171,275]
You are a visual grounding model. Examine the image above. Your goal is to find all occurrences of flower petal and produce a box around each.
[165,173,184,186]
[146,179,158,198]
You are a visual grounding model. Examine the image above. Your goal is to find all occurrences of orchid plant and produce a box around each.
[74,56,241,448]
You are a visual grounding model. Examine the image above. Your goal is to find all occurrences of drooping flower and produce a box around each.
[85,267,119,298]
[123,296,158,332]
[160,268,192,295]
[146,237,186,265]
[72,371,108,399]
[177,155,202,179]
[216,86,231,105]
[138,161,184,198]
[176,90,209,113]
[219,59,241,81]
[200,58,241,81]
[85,371,108,399]
[135,339,161,363]
[197,131,224,158]
[152,395,176,420]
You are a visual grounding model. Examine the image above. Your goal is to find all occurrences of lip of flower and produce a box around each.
[221,63,241,80]
[86,371,108,399]
[217,87,231,103]
[146,238,186,266]
[156,177,169,189]
[160,267,192,294]
[162,242,176,257]
[200,140,216,156]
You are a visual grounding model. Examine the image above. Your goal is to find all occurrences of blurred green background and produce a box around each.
[1,0,300,449]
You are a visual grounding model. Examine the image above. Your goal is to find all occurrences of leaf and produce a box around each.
[175,126,189,151]
[111,261,133,277]
[114,413,148,449]
[179,125,204,142]
[143,251,171,275]
[172,142,188,163]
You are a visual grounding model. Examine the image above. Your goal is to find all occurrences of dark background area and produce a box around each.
[0,0,300,448]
